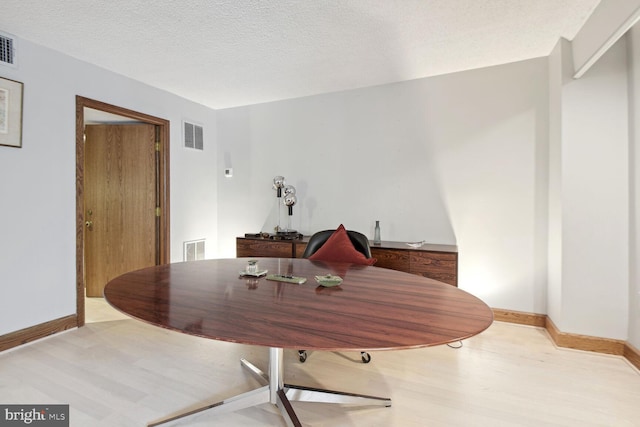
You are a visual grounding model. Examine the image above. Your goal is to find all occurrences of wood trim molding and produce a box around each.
[492,308,546,327]
[623,342,640,371]
[2,307,638,374]
[75,96,171,327]
[545,317,625,356]
[0,315,77,352]
[495,309,639,371]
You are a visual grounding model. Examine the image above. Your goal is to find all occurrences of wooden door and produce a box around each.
[84,124,158,297]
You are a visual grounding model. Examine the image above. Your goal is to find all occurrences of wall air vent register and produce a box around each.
[183,121,204,150]
[184,239,205,262]
[0,32,16,66]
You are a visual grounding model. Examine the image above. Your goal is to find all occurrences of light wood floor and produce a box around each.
[1,299,639,427]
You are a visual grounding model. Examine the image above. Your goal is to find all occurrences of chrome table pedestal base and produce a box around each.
[148,347,391,427]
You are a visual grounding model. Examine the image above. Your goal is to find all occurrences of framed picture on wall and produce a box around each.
[0,76,23,148]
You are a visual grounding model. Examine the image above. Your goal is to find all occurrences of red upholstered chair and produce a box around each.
[299,225,375,363]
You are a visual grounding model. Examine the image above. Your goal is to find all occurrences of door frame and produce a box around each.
[75,96,170,327]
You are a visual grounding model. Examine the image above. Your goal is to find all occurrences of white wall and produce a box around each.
[628,26,640,349]
[0,38,218,335]
[547,35,630,340]
[3,27,636,344]
[217,58,550,313]
[562,37,629,340]
[546,39,567,326]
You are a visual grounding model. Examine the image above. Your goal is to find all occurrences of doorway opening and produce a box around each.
[75,96,170,327]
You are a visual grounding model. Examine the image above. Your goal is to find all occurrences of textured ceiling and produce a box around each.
[1,0,600,109]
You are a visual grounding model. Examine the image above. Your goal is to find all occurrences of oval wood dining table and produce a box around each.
[104,257,494,427]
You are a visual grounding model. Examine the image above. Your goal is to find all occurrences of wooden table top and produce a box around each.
[104,258,493,352]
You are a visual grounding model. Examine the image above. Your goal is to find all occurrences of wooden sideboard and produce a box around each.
[236,236,458,286]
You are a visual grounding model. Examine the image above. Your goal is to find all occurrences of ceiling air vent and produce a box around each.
[184,121,204,150]
[0,32,16,67]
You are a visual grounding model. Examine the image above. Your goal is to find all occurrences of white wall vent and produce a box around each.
[183,121,204,150]
[184,239,205,262]
[0,31,16,67]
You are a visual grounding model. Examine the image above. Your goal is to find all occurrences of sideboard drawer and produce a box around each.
[371,248,410,272]
[409,251,458,286]
[294,241,308,258]
[236,238,294,258]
